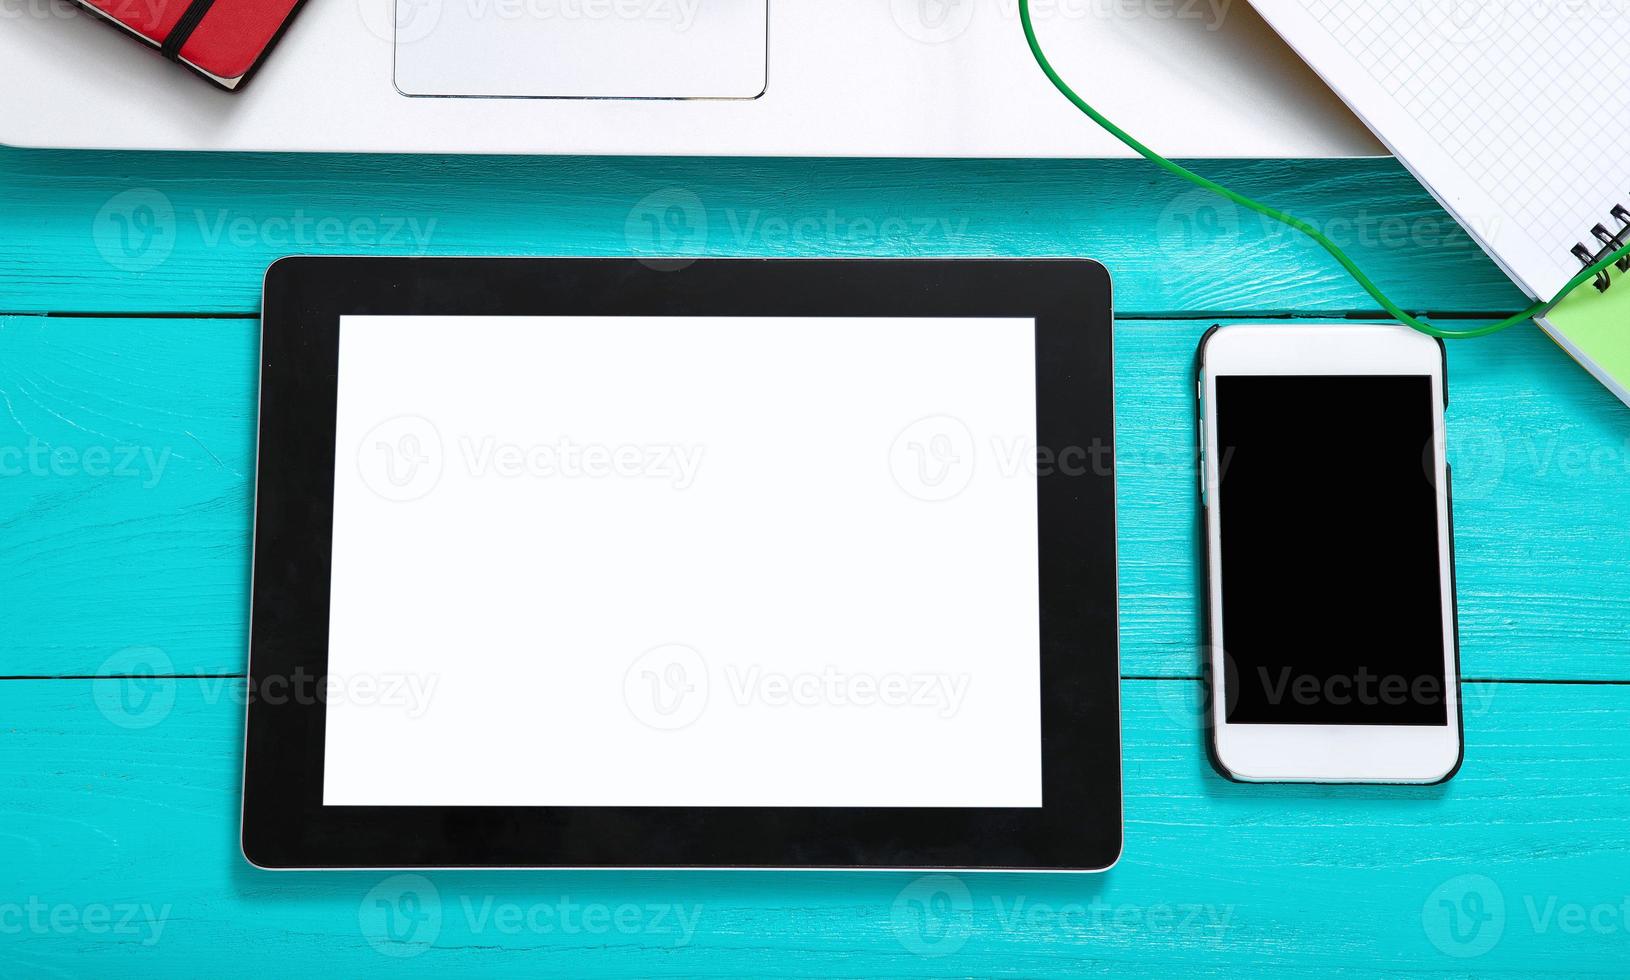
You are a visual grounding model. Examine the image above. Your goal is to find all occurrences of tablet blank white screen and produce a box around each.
[322,315,1041,807]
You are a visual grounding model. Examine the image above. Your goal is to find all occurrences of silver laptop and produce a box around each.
[394,0,767,99]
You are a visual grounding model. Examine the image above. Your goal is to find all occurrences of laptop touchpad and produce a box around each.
[394,0,767,99]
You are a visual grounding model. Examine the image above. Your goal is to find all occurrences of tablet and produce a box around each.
[242,257,1120,871]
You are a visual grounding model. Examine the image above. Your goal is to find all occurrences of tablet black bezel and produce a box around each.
[243,257,1119,870]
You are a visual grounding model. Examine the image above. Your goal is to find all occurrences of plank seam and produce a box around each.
[2,310,1525,322]
[1118,311,1525,322]
[7,674,1629,685]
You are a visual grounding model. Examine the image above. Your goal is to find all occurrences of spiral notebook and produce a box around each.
[1249,0,1630,406]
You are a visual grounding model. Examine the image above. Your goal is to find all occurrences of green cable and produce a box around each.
[1018,0,1630,340]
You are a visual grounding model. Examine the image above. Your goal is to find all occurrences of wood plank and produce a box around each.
[0,149,1529,316]
[0,678,1625,975]
[0,315,257,679]
[4,315,1626,680]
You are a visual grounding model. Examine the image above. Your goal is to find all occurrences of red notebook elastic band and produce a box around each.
[160,0,217,61]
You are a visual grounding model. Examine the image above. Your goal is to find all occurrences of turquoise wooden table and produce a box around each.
[3,148,1629,977]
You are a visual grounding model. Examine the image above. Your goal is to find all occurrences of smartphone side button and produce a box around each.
[1197,418,1208,505]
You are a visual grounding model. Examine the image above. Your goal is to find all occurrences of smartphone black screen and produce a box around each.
[1215,374,1449,726]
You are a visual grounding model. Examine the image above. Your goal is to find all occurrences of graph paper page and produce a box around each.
[1250,0,1630,299]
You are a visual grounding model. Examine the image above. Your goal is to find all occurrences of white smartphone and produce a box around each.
[1196,323,1462,784]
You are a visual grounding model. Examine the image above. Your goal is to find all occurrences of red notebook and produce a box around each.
[73,0,307,89]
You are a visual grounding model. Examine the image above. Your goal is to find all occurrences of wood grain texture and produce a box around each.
[0,678,1625,976]
[3,150,1628,978]
[4,315,1626,680]
[0,149,1530,316]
